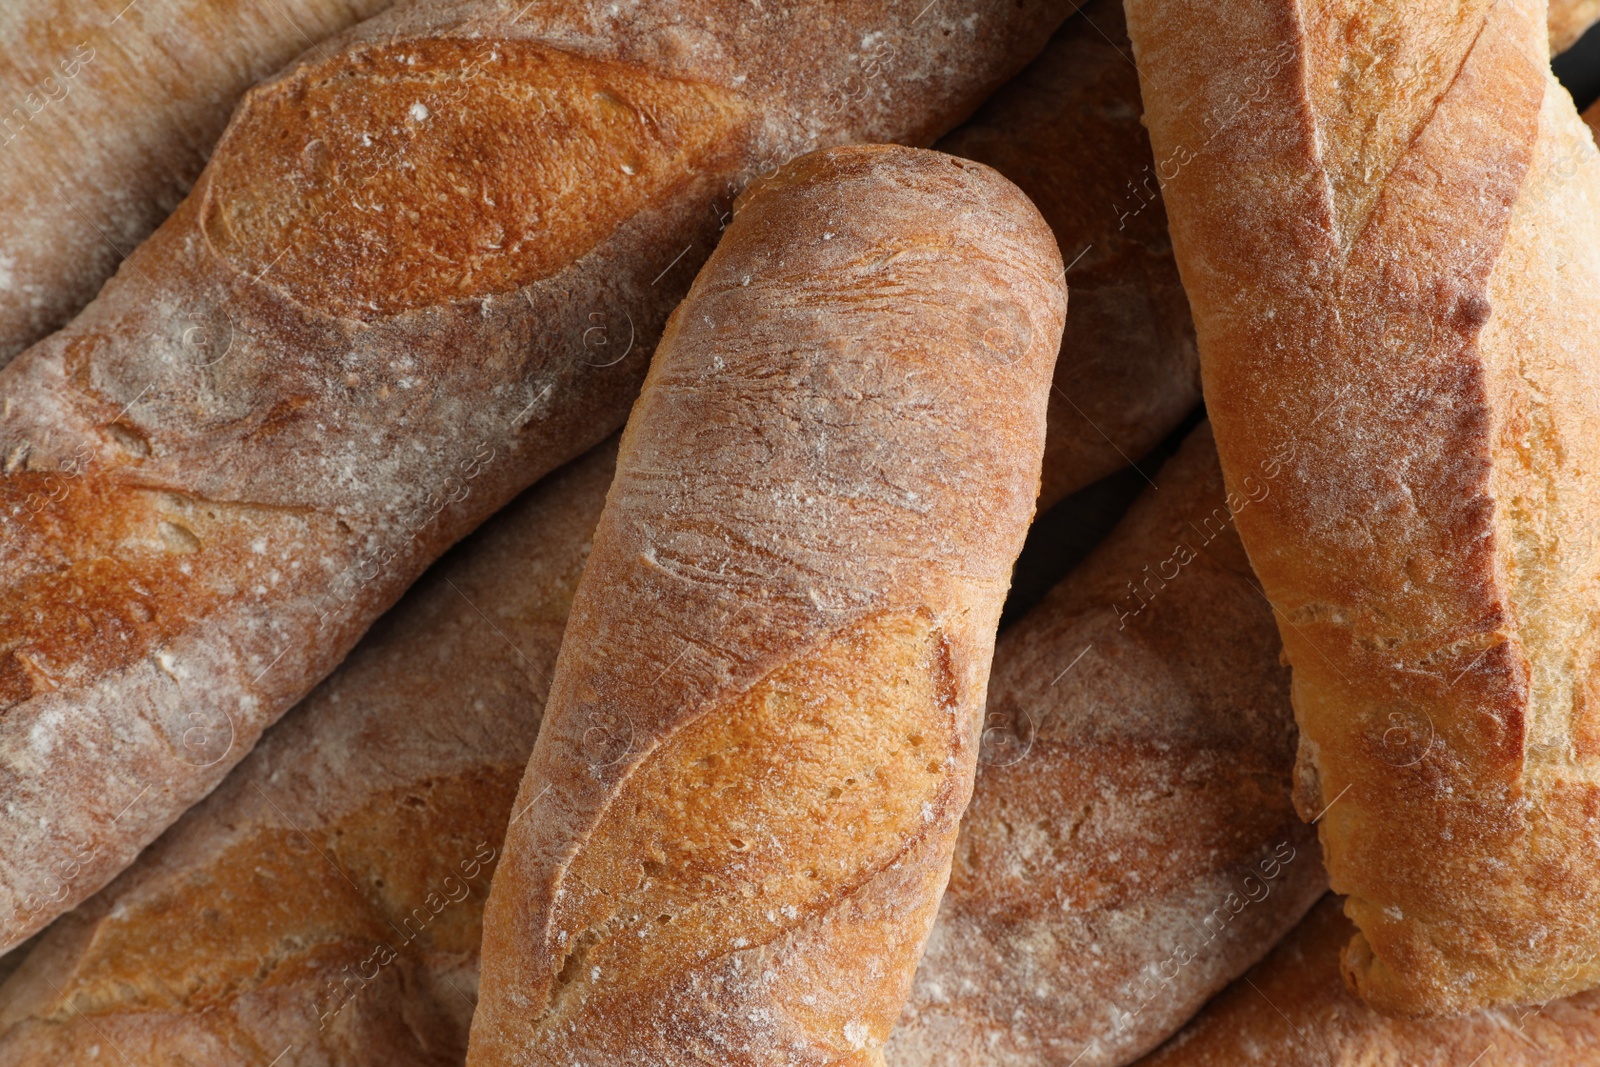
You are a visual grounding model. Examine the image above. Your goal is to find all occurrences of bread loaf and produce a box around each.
[938,0,1198,509]
[0,22,1206,1052]
[0,433,1316,1067]
[940,0,1597,512]
[0,443,613,1065]
[1551,0,1600,52]
[0,0,1070,954]
[467,144,1064,1065]
[1126,0,1600,1014]
[1135,894,1600,1066]
[0,0,391,364]
[888,423,1323,1067]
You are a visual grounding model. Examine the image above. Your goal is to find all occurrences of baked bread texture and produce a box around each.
[938,0,1199,509]
[888,422,1323,1067]
[0,0,1070,954]
[1127,0,1600,1015]
[0,24,1213,1051]
[0,0,392,364]
[467,143,1065,1066]
[0,443,613,1065]
[1136,894,1600,1066]
[1551,0,1600,52]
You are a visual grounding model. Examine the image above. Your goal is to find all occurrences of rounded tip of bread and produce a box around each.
[735,145,1060,256]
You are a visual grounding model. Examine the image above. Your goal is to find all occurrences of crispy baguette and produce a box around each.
[468,144,1065,1066]
[0,0,1071,954]
[0,27,1209,1054]
[1126,0,1600,1014]
[938,0,1199,509]
[940,0,1597,512]
[889,422,1324,1067]
[0,429,1318,1067]
[0,443,614,1065]
[1586,98,1600,139]
[1136,894,1600,1066]
[0,0,392,364]
[1551,0,1600,52]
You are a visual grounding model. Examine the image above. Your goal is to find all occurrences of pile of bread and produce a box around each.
[2,0,1599,1063]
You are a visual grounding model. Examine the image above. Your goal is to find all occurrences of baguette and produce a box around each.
[1135,894,1600,1066]
[0,0,1070,954]
[468,144,1065,1066]
[1126,0,1600,1014]
[940,0,1598,512]
[939,0,1594,512]
[888,422,1323,1067]
[0,0,391,364]
[0,442,614,1065]
[0,429,1316,1066]
[936,0,1199,509]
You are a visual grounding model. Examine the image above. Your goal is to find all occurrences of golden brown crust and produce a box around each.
[937,0,1200,509]
[1127,0,1600,1015]
[0,0,393,364]
[1137,895,1600,1066]
[468,144,1065,1065]
[890,423,1323,1067]
[0,0,1071,954]
[938,0,1591,511]
[0,444,615,1065]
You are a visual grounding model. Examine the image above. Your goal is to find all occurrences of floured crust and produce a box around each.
[938,0,1200,509]
[0,444,614,1065]
[1137,894,1600,1066]
[0,0,1071,954]
[468,144,1065,1065]
[0,0,393,364]
[1127,0,1600,1015]
[889,423,1323,1067]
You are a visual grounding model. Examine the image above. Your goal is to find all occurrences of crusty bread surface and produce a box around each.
[0,443,613,1065]
[938,0,1199,509]
[1136,894,1600,1067]
[0,0,1071,954]
[0,0,392,364]
[1127,0,1600,1015]
[889,422,1323,1067]
[467,143,1065,1066]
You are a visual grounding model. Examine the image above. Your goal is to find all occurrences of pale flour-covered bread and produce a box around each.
[0,0,1071,953]
[1551,0,1600,52]
[889,423,1323,1067]
[468,144,1065,1066]
[0,0,392,364]
[938,0,1199,509]
[1136,894,1600,1067]
[1127,0,1600,1015]
[0,444,614,1065]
